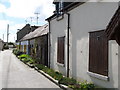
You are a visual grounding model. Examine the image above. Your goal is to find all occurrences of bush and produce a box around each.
[80,81,95,89]
[18,54,31,59]
[53,71,63,81]
[58,77,77,86]
[13,49,19,55]
[68,82,95,90]
[28,59,35,64]
[13,49,35,64]
[18,54,35,64]
[68,84,81,90]
[13,49,95,90]
[34,64,63,81]
[21,58,30,63]
[34,64,45,70]
[42,67,63,81]
[42,66,50,73]
[44,68,54,76]
[13,49,24,56]
[16,51,24,56]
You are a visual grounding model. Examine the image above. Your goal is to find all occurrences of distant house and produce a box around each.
[16,24,38,42]
[46,0,120,89]
[0,39,4,50]
[20,24,49,66]
[17,24,31,42]
[16,24,39,51]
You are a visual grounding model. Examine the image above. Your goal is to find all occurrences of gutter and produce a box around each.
[65,13,70,77]
[48,21,51,68]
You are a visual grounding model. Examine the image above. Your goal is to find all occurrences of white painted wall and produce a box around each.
[50,17,68,75]
[50,2,119,88]
[68,2,119,88]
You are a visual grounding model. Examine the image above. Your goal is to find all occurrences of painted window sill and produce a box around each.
[56,62,65,67]
[87,71,109,81]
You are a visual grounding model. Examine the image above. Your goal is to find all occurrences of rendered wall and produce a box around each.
[50,2,119,88]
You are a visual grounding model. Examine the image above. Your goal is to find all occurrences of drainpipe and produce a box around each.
[65,13,70,77]
[48,21,51,68]
[19,41,21,51]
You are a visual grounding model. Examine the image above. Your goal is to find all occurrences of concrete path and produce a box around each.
[0,50,61,89]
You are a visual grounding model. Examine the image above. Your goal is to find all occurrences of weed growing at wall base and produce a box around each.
[12,49,95,90]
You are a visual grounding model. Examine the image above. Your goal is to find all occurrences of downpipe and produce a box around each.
[65,13,70,77]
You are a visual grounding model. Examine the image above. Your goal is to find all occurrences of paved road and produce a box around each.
[0,50,61,89]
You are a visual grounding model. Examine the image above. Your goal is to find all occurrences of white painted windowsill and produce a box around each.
[87,71,109,81]
[56,62,65,67]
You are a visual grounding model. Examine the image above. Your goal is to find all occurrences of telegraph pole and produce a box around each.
[34,12,40,24]
[7,24,9,44]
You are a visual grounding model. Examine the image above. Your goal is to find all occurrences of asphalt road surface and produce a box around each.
[0,50,61,89]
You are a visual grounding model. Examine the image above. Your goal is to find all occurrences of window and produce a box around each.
[89,30,108,76]
[57,36,65,64]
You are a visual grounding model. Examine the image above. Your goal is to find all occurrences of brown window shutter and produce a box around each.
[89,30,108,76]
[61,37,65,64]
[57,36,65,64]
[57,37,60,63]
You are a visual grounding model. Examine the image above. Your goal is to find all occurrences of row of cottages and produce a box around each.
[0,39,4,50]
[19,24,49,66]
[16,24,39,51]
[46,0,120,89]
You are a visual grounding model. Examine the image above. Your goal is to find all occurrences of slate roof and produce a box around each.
[20,24,48,41]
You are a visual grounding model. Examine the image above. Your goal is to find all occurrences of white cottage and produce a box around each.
[46,1,120,89]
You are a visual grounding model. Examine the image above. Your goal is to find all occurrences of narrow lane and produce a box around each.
[1,50,60,89]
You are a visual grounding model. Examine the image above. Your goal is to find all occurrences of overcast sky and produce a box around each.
[0,0,55,42]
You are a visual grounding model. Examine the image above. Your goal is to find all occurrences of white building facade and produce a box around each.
[47,1,120,89]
